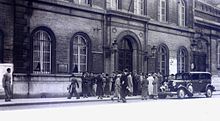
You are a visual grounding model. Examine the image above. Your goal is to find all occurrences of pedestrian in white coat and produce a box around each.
[147,73,154,98]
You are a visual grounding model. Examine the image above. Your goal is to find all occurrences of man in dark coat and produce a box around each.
[2,68,12,102]
[67,74,80,99]
[82,72,89,98]
[120,69,129,103]
[132,71,139,96]
[96,74,104,99]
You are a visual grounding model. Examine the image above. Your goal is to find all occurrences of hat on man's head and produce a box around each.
[124,68,128,72]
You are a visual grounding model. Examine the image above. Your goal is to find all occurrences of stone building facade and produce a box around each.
[0,0,219,98]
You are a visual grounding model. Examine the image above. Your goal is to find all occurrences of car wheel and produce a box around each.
[205,87,212,98]
[187,85,193,98]
[177,88,185,99]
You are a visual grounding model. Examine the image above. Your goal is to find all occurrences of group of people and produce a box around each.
[67,69,164,103]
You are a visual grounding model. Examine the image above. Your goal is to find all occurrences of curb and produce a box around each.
[0,97,141,107]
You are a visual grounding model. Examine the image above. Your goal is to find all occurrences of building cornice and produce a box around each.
[106,10,150,23]
[148,20,195,34]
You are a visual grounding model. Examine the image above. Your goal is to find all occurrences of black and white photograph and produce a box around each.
[0,0,220,121]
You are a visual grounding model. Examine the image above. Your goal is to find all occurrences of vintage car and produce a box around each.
[158,72,215,99]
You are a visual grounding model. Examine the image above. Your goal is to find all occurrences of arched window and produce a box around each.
[177,47,188,73]
[157,44,169,76]
[72,34,87,73]
[0,30,3,63]
[178,0,186,26]
[33,30,52,74]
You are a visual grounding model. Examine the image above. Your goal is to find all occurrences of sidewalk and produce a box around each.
[0,91,220,107]
[0,96,142,107]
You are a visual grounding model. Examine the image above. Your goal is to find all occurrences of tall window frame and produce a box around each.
[32,30,52,74]
[0,30,3,63]
[134,0,144,15]
[178,0,186,27]
[111,0,118,10]
[157,44,169,76]
[74,0,92,6]
[217,42,220,68]
[177,47,188,73]
[158,0,167,22]
[71,34,88,73]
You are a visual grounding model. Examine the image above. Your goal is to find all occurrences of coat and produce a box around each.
[141,77,149,97]
[147,76,154,95]
[153,76,158,96]
[68,78,79,93]
[127,74,133,93]
[96,76,104,96]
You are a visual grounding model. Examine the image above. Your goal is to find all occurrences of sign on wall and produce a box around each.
[169,58,177,75]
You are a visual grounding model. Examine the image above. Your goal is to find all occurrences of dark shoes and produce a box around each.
[5,99,11,102]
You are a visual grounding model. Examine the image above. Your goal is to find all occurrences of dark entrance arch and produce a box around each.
[115,30,142,73]
[118,37,133,72]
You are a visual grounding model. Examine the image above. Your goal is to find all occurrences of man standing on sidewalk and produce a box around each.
[2,68,12,102]
[120,69,129,103]
[67,74,80,99]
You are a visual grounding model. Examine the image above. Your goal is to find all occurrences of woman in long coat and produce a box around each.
[141,75,149,100]
[96,74,104,99]
[111,74,121,102]
[147,73,155,98]
[153,73,158,99]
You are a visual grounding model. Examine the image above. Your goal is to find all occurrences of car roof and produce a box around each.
[189,72,211,74]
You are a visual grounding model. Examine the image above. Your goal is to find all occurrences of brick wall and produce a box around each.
[29,3,104,74]
[0,0,14,63]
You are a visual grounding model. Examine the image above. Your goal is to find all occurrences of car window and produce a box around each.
[200,74,211,80]
[175,73,189,80]
[191,74,199,80]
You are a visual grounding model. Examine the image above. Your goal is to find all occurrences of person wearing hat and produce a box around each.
[120,69,129,103]
[67,74,80,99]
[111,73,121,102]
[147,73,155,98]
[141,74,149,100]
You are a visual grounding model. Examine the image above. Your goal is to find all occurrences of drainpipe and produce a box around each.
[209,29,212,73]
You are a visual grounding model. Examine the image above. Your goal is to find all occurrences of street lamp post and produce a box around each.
[190,40,198,71]
[146,45,157,74]
[112,39,118,71]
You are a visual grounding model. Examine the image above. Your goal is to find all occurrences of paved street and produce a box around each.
[0,94,220,121]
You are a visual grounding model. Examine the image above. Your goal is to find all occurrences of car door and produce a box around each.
[199,73,211,92]
[190,73,201,92]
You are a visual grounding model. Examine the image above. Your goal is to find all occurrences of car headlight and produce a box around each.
[172,81,176,86]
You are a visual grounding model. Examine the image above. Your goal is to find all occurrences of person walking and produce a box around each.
[141,74,149,100]
[67,74,80,99]
[111,73,121,102]
[147,73,155,99]
[104,74,111,97]
[2,68,12,102]
[127,72,133,96]
[96,74,104,99]
[132,71,139,96]
[120,69,129,103]
[110,72,116,95]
